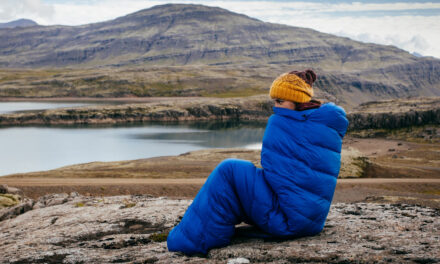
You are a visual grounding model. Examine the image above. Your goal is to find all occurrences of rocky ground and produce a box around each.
[0,192,439,264]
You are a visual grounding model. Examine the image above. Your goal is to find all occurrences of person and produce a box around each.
[167,69,349,255]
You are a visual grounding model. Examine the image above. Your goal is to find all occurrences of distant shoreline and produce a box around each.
[0,96,439,130]
[0,96,204,103]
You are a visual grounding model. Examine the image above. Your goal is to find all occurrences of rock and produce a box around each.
[0,184,22,195]
[0,185,34,221]
[0,184,8,194]
[227,257,250,264]
[0,198,34,221]
[348,98,440,130]
[339,147,369,178]
[33,192,83,209]
[0,194,439,263]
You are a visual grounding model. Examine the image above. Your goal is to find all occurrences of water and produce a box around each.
[0,121,266,176]
[0,102,96,114]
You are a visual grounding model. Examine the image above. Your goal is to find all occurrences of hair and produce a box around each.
[288,69,317,86]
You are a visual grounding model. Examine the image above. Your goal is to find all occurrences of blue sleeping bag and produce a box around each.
[167,103,349,254]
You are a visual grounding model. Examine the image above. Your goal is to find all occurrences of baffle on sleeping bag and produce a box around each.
[167,103,349,254]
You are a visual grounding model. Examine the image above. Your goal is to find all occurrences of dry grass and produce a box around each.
[3,148,261,179]
[0,65,276,99]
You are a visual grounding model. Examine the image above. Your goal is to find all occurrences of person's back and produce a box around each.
[167,69,349,254]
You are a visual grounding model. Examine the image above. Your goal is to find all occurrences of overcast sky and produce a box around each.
[1,0,439,58]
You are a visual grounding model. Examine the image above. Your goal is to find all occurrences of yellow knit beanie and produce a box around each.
[269,69,316,103]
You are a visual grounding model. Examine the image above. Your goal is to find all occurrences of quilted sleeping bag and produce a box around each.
[167,103,349,254]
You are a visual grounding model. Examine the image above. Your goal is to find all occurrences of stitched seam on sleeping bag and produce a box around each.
[265,150,334,183]
[250,168,257,221]
[218,160,243,222]
[264,168,331,228]
[242,165,258,224]
[270,131,340,179]
[302,123,342,153]
[288,200,324,228]
[179,207,207,252]
[260,170,291,233]
[229,160,254,223]
[277,109,343,154]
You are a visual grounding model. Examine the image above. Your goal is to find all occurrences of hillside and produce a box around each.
[0,19,37,29]
[0,4,439,106]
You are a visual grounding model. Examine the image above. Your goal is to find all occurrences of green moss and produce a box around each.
[421,190,440,195]
[75,202,85,207]
[149,232,168,242]
[123,202,137,208]
[0,194,21,208]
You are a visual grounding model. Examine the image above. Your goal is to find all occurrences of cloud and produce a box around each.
[0,0,439,58]
[0,0,54,23]
[213,1,440,58]
[283,15,440,58]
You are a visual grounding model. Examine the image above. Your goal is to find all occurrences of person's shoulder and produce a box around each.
[319,102,346,117]
[310,102,349,137]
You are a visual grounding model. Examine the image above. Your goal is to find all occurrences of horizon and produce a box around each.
[0,0,439,59]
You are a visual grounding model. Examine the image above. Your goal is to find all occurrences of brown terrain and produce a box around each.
[1,105,439,263]
[1,135,439,208]
[1,135,439,263]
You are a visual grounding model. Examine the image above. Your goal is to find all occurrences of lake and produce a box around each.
[0,121,266,176]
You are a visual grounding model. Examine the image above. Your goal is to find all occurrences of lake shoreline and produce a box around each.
[2,136,439,207]
[0,96,439,130]
[0,96,204,103]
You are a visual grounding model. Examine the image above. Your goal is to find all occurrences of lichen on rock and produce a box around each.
[0,194,439,263]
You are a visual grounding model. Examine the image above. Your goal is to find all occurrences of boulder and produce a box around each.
[0,185,32,221]
[0,198,34,221]
[0,184,22,195]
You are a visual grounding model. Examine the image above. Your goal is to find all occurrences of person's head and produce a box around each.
[269,69,317,110]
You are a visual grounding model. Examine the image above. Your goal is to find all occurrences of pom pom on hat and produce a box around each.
[269,69,316,103]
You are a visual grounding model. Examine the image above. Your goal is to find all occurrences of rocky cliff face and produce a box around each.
[1,191,439,264]
[0,96,273,126]
[348,97,440,130]
[0,96,438,131]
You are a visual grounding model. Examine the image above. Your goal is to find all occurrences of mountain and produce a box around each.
[0,19,38,29]
[0,4,425,69]
[0,4,439,107]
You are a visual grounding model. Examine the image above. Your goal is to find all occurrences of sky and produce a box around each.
[0,0,439,58]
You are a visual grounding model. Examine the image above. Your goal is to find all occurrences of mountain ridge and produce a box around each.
[0,19,38,29]
[0,4,439,107]
[0,4,420,69]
